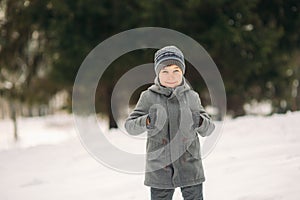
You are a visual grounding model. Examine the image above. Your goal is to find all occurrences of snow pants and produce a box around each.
[150,183,203,200]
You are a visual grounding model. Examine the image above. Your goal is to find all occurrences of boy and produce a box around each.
[125,46,215,200]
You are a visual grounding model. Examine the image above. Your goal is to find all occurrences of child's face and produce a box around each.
[158,64,183,88]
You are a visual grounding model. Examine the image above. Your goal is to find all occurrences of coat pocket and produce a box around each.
[146,139,166,161]
[185,139,201,160]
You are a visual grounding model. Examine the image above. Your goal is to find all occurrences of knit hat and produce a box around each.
[154,46,185,75]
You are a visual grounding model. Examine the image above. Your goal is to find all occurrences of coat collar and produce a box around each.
[148,77,191,97]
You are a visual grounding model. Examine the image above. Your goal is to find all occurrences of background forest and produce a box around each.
[1,0,300,134]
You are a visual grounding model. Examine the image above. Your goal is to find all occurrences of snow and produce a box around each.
[0,112,300,200]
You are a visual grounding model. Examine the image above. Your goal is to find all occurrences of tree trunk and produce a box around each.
[105,86,118,129]
[9,101,18,141]
[108,109,118,129]
[227,94,246,117]
[296,87,300,111]
[13,112,18,141]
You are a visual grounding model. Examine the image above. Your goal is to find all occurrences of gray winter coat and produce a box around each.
[125,78,215,189]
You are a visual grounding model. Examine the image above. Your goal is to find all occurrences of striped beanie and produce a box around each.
[154,46,185,75]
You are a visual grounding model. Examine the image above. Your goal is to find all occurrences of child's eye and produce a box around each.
[174,70,180,73]
[161,71,168,73]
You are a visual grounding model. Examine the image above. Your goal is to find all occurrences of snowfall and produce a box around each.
[1,111,300,200]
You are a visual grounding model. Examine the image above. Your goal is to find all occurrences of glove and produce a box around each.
[146,104,167,131]
[192,111,203,129]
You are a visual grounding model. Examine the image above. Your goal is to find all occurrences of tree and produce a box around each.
[44,0,143,128]
[3,0,297,133]
[0,0,58,140]
[178,0,300,116]
[46,0,300,120]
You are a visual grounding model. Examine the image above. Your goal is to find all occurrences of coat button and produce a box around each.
[162,138,168,144]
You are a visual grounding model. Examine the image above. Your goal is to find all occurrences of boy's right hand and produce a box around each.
[146,107,157,129]
[146,105,167,131]
[146,116,150,126]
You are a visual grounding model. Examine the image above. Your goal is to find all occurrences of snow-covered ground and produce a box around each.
[0,112,300,200]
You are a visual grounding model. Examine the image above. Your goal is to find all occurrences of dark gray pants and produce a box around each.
[151,184,203,200]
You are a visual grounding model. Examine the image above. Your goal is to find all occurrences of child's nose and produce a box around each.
[167,73,175,79]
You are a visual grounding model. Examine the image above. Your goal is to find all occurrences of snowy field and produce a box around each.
[0,112,300,200]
